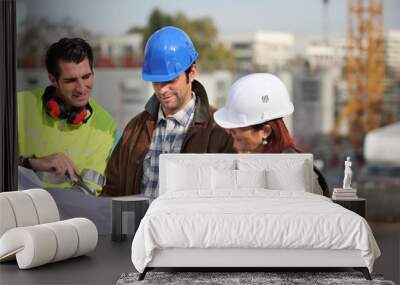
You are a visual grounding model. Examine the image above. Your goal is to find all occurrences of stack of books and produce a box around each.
[332,188,358,200]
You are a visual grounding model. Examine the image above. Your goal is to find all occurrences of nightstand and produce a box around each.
[111,195,151,242]
[332,198,366,218]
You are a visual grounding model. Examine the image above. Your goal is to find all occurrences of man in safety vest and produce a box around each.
[101,26,235,197]
[18,38,117,195]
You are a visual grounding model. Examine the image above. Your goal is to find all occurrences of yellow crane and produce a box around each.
[333,0,392,145]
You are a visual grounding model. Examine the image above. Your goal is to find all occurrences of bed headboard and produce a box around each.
[159,153,314,196]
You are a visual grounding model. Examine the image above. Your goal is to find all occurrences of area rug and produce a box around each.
[116,271,396,285]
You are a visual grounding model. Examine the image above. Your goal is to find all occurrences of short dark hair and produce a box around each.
[45,38,94,80]
[184,62,196,83]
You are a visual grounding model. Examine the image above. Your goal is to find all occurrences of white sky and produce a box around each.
[17,0,400,36]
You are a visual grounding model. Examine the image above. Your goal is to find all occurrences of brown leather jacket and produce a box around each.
[100,80,235,196]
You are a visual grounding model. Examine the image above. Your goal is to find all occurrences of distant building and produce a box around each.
[277,71,294,135]
[117,69,153,128]
[386,30,400,79]
[383,30,400,123]
[221,31,294,73]
[291,67,340,138]
[301,30,400,79]
[93,34,143,68]
[196,71,233,108]
[305,41,346,69]
[299,35,347,70]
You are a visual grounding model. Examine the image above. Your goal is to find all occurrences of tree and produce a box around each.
[127,9,235,71]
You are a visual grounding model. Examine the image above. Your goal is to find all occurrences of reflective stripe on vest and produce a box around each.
[18,89,117,194]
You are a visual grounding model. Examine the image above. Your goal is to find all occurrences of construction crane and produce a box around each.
[332,0,392,145]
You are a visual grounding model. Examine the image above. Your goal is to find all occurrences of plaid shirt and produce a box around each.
[141,94,196,198]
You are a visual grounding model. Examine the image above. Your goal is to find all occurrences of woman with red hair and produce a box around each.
[214,73,328,196]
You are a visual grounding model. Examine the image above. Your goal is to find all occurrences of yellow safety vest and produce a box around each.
[18,88,117,195]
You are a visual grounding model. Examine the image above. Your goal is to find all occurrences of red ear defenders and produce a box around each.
[42,86,92,126]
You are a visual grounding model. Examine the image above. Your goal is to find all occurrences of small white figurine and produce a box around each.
[342,156,352,189]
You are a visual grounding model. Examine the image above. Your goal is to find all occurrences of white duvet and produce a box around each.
[131,190,380,273]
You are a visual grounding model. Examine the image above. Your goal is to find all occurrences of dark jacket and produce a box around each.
[100,80,235,196]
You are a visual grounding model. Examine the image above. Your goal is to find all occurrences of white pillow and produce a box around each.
[211,168,237,190]
[237,169,268,189]
[267,163,306,191]
[238,159,308,192]
[167,162,211,191]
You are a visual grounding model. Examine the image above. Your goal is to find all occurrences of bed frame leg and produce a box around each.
[354,267,371,280]
[138,268,148,281]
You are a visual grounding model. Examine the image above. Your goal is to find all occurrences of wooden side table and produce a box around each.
[111,195,151,242]
[332,198,366,218]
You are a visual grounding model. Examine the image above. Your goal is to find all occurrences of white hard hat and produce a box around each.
[214,73,294,129]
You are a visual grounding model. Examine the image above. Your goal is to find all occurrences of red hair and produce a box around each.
[254,118,301,153]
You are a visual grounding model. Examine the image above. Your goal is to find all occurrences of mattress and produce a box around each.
[131,190,380,273]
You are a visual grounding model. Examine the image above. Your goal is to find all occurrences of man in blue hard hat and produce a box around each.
[101,26,235,197]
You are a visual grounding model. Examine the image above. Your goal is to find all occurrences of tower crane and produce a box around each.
[332,0,392,145]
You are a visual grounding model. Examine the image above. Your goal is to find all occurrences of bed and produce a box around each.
[131,154,380,280]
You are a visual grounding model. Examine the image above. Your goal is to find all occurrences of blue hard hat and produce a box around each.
[142,26,199,82]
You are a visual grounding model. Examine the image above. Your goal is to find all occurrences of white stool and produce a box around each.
[0,189,98,269]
